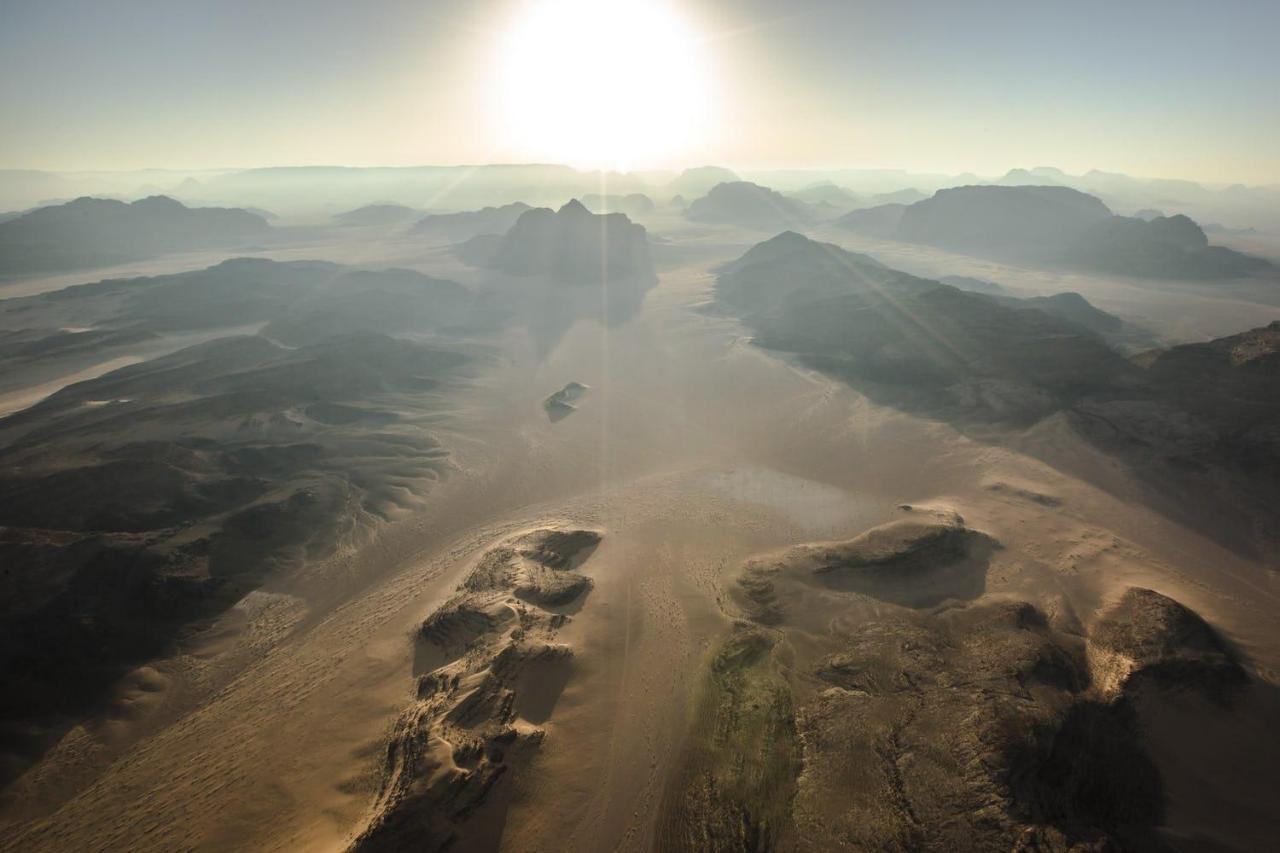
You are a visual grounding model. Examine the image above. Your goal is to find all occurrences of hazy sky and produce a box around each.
[2,0,1278,184]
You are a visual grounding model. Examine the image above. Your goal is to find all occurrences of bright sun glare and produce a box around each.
[495,0,714,171]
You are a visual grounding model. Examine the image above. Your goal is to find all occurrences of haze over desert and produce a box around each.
[2,1,1280,851]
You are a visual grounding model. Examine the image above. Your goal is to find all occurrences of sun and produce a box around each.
[493,0,715,171]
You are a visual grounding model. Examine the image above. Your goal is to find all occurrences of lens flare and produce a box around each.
[494,0,715,170]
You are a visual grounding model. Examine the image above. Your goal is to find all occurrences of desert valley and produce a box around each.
[3,1,1280,849]
[0,164,1278,851]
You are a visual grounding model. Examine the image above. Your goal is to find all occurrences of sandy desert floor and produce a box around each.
[2,225,1279,851]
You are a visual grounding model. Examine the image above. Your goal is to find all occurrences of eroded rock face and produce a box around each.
[793,601,1090,851]
[663,513,1251,852]
[350,527,600,852]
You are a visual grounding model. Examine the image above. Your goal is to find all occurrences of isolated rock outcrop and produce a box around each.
[460,200,655,285]
[1088,586,1245,697]
[685,181,817,230]
[543,381,589,421]
[352,528,601,852]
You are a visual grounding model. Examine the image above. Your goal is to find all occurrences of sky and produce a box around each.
[2,0,1278,184]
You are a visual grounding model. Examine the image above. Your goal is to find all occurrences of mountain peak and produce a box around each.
[131,195,185,210]
[559,198,591,216]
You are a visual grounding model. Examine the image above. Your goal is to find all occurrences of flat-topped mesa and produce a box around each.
[1087,587,1246,698]
[668,165,740,197]
[462,200,656,285]
[892,184,1270,278]
[896,185,1113,253]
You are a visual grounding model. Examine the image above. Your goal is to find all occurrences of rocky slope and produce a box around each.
[0,258,482,786]
[715,231,1138,422]
[662,506,1253,851]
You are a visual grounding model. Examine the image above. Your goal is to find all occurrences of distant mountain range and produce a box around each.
[787,182,863,207]
[332,204,421,227]
[0,195,269,275]
[4,164,1276,233]
[842,185,1272,279]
